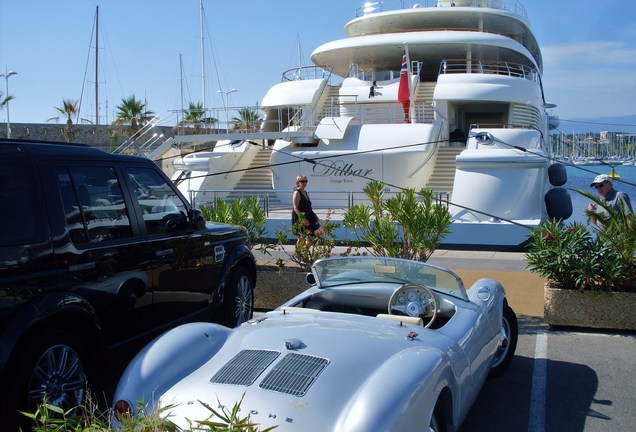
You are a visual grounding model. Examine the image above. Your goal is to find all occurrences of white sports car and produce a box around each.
[113,256,518,431]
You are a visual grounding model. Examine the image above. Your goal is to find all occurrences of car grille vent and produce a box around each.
[210,350,280,386]
[259,353,329,397]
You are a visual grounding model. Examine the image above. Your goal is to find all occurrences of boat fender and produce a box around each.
[545,187,572,221]
[548,163,567,186]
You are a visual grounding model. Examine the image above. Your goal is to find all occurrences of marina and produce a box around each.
[2,3,635,431]
[4,0,634,250]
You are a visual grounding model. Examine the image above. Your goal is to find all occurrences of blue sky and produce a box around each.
[1,0,635,128]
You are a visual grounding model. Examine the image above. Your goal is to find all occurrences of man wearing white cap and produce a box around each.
[587,174,632,222]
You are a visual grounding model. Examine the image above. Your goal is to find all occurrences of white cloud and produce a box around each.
[543,41,636,67]
[541,41,636,118]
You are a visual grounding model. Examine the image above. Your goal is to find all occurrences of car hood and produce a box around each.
[157,309,455,431]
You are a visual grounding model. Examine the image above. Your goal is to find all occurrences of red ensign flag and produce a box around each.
[397,54,410,122]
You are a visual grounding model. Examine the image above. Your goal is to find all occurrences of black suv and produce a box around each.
[0,139,256,429]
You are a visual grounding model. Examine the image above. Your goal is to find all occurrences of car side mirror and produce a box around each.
[189,208,206,230]
[306,273,316,285]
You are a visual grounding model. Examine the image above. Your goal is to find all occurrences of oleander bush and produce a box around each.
[342,181,452,262]
[275,210,339,271]
[580,188,636,267]
[526,190,636,293]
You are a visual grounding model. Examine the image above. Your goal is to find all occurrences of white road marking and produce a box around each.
[528,332,547,432]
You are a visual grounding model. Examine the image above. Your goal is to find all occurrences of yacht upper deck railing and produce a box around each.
[440,59,539,84]
[172,58,534,140]
[355,0,527,20]
[282,65,336,82]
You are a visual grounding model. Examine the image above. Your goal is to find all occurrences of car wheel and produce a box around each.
[429,412,441,432]
[3,330,87,430]
[489,302,518,378]
[219,266,254,327]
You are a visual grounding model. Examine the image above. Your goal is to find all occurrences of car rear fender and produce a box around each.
[0,291,101,369]
[335,346,457,431]
[113,322,231,412]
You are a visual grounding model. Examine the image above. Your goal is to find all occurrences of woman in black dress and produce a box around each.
[292,174,320,244]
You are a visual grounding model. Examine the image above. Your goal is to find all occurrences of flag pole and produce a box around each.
[404,43,412,121]
[404,42,413,104]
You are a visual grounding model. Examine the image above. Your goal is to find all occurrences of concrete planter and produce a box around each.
[544,285,636,330]
[255,266,310,310]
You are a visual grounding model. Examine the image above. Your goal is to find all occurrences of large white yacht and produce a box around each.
[171,0,567,250]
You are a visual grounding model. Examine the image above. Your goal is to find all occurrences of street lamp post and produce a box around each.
[1,69,17,139]
[217,88,237,132]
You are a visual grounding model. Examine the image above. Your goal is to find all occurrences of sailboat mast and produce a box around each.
[95,5,99,125]
[200,0,206,113]
[179,53,185,122]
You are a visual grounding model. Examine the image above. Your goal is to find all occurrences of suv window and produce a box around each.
[0,158,45,247]
[57,166,133,243]
[126,166,189,235]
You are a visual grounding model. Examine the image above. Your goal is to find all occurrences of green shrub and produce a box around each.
[579,188,636,267]
[526,219,634,292]
[200,196,275,255]
[342,181,452,262]
[23,393,277,432]
[275,210,339,272]
[185,395,277,432]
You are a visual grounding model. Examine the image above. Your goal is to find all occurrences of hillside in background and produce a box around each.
[555,114,636,134]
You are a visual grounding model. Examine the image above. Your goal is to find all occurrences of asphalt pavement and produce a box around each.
[461,317,636,432]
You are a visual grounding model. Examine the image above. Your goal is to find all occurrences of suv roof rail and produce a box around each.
[0,138,92,147]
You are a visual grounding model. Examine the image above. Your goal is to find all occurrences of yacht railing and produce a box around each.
[174,98,437,140]
[282,65,335,83]
[440,59,539,84]
[189,189,450,215]
[322,96,436,125]
[172,57,446,140]
[173,105,262,136]
[407,105,448,177]
[355,0,527,20]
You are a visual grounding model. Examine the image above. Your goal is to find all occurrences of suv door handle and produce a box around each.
[69,262,96,272]
[155,248,174,257]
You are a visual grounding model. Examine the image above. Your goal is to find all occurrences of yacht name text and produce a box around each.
[313,160,373,180]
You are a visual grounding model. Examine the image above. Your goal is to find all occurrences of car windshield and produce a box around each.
[311,256,468,301]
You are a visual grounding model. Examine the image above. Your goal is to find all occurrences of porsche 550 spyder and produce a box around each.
[113,256,518,431]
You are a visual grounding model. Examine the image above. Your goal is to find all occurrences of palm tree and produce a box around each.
[180,102,218,135]
[231,107,262,132]
[48,99,79,142]
[113,95,155,138]
[182,102,203,134]
[0,90,14,110]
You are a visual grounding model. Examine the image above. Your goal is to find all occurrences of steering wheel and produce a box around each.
[388,283,438,328]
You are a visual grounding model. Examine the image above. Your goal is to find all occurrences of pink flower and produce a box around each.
[544,231,554,240]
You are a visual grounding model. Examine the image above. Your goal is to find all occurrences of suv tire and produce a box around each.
[219,267,254,327]
[5,330,87,430]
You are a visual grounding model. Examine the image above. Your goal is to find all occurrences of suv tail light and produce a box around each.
[113,399,133,420]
